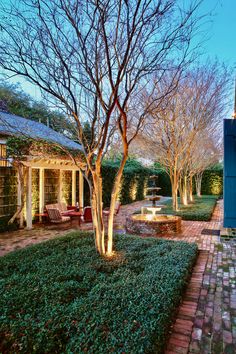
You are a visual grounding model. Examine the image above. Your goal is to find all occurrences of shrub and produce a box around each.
[0,216,18,232]
[201,169,223,196]
[0,232,197,353]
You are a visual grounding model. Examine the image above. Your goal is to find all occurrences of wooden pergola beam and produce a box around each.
[21,157,86,171]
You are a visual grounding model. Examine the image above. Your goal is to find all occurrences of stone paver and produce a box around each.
[0,198,235,354]
[165,200,236,354]
[0,219,93,256]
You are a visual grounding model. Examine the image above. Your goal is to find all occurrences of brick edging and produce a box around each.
[165,250,209,354]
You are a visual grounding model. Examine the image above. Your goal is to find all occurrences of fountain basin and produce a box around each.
[126,214,181,236]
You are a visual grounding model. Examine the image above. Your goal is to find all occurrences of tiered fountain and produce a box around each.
[126,175,181,236]
[141,175,165,217]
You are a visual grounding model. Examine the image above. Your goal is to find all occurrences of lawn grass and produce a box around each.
[159,195,218,221]
[0,232,197,353]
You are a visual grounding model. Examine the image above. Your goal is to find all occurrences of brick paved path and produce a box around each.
[0,199,235,353]
[165,200,236,354]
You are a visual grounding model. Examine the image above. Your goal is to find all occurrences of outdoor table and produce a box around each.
[63,211,82,226]
[34,212,48,222]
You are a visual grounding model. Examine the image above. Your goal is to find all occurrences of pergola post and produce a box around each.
[58,169,63,202]
[39,168,45,221]
[79,170,84,211]
[17,165,24,228]
[26,166,32,229]
[72,170,76,206]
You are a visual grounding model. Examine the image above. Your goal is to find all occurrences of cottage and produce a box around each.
[0,111,85,229]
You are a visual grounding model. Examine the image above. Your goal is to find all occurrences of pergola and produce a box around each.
[0,111,86,229]
[21,157,85,229]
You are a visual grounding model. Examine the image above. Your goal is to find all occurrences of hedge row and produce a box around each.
[84,159,156,207]
[201,169,223,196]
[151,167,223,197]
[74,162,223,208]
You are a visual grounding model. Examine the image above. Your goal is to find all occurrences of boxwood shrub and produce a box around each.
[0,232,197,353]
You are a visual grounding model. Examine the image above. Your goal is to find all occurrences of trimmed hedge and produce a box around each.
[101,159,155,207]
[152,163,223,197]
[201,169,223,196]
[154,170,172,196]
[0,232,197,354]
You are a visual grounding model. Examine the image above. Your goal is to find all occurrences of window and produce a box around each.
[0,144,10,167]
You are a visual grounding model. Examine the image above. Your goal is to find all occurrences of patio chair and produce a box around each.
[83,206,93,223]
[47,207,71,224]
[103,201,121,218]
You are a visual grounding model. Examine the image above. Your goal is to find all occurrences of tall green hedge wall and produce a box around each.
[150,167,223,197]
[84,162,223,208]
[99,159,155,207]
[201,168,223,196]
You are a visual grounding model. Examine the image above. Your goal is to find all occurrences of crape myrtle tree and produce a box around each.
[191,134,222,198]
[178,133,221,204]
[133,62,229,211]
[0,0,201,255]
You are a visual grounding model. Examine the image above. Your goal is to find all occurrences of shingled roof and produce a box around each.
[0,111,83,152]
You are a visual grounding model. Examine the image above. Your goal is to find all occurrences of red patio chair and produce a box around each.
[46,208,71,224]
[83,206,93,223]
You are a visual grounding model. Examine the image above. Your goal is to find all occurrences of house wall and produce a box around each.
[0,166,17,218]
[224,119,236,227]
[44,169,60,205]
[62,170,72,205]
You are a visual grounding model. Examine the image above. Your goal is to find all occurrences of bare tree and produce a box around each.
[0,0,201,255]
[133,62,229,211]
[191,134,222,197]
[178,134,221,205]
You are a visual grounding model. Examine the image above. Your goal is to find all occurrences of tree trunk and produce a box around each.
[195,173,203,197]
[170,167,179,211]
[107,153,128,255]
[171,176,179,211]
[179,175,188,206]
[189,175,194,202]
[172,186,178,211]
[90,168,106,255]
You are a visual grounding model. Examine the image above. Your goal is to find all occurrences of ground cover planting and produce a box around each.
[0,232,197,353]
[160,195,218,221]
